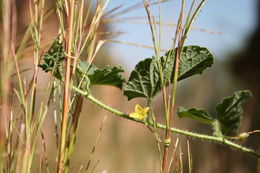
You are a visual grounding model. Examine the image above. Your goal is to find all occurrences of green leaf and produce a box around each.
[76,61,125,89]
[178,90,252,136]
[161,46,214,82]
[76,61,97,76]
[177,46,213,81]
[75,61,96,91]
[39,38,65,80]
[39,41,125,89]
[88,65,125,89]
[124,58,160,100]
[178,107,214,125]
[124,45,213,100]
[216,90,252,135]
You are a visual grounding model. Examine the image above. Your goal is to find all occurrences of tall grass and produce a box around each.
[0,0,110,172]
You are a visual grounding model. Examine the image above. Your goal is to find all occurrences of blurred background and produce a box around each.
[13,0,260,172]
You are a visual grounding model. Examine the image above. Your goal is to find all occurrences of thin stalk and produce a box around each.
[85,116,107,173]
[158,0,162,56]
[65,95,83,173]
[167,138,179,173]
[21,0,46,171]
[15,124,25,173]
[58,0,75,172]
[162,1,185,172]
[178,147,183,173]
[78,0,110,57]
[106,39,167,52]
[143,2,171,171]
[143,0,158,57]
[104,19,221,35]
[187,140,192,173]
[40,132,50,173]
[106,0,170,18]
[0,0,14,166]
[180,0,207,48]
[147,100,163,173]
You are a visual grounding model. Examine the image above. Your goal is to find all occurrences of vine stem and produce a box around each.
[71,86,260,158]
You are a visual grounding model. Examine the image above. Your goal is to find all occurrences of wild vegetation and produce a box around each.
[0,0,259,172]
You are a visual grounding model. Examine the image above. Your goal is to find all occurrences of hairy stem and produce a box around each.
[71,86,260,158]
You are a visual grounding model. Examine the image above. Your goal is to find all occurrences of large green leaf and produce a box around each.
[177,46,213,80]
[177,90,252,136]
[124,45,213,100]
[216,90,252,135]
[124,58,161,100]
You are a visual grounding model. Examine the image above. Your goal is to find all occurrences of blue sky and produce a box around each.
[105,0,257,70]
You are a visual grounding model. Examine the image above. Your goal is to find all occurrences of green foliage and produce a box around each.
[177,46,214,80]
[177,90,252,136]
[88,65,125,88]
[124,45,213,100]
[39,38,65,80]
[123,58,161,100]
[76,61,97,90]
[178,107,213,125]
[76,61,98,76]
[76,61,125,89]
[216,90,252,135]
[39,41,125,89]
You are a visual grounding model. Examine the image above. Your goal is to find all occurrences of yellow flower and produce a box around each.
[129,104,149,120]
